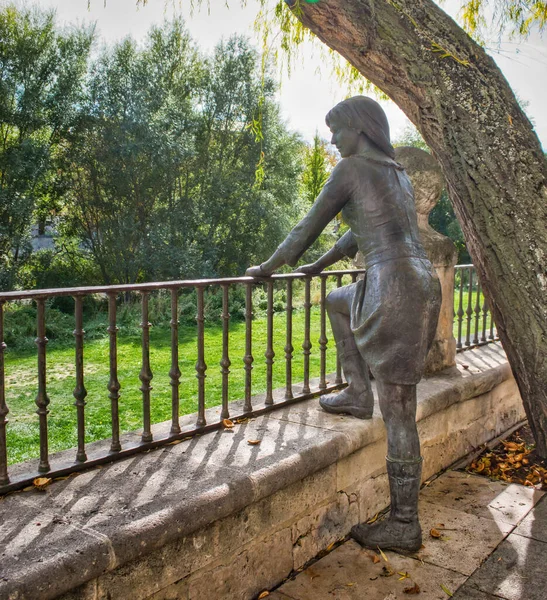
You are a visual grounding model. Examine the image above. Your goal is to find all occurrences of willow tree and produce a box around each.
[139,0,547,455]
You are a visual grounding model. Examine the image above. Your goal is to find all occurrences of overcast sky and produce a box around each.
[23,0,547,148]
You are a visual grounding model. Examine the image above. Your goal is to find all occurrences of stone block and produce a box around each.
[422,471,544,527]
[276,539,467,600]
[514,495,547,543]
[465,533,547,600]
[353,471,390,523]
[292,491,359,569]
[186,528,294,600]
[417,501,513,576]
[336,439,387,492]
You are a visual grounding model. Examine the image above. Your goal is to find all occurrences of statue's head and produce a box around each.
[325,96,395,159]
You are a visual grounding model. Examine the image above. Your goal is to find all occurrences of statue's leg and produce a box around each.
[351,381,423,552]
[319,285,374,419]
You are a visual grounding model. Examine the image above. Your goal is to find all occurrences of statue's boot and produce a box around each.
[319,338,374,419]
[351,457,423,553]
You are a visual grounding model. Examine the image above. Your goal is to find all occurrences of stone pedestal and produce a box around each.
[353,147,457,374]
[395,146,458,374]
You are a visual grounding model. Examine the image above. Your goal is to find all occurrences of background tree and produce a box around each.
[0,5,92,288]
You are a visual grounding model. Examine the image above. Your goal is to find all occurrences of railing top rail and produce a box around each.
[454,264,474,269]
[0,269,367,302]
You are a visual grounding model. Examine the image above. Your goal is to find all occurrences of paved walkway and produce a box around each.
[268,468,546,600]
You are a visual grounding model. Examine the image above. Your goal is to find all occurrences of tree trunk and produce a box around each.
[291,0,547,455]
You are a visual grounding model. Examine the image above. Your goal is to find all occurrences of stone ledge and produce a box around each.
[0,342,522,600]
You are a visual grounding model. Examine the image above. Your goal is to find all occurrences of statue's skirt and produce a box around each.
[350,257,441,385]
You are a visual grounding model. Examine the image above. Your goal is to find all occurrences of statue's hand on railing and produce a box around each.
[294,263,323,275]
[245,264,272,277]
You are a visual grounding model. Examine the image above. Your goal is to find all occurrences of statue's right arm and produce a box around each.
[253,162,353,276]
[296,230,358,274]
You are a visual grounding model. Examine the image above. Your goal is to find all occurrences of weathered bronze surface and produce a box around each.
[246,96,442,552]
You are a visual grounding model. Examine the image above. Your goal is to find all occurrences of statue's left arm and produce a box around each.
[246,161,353,277]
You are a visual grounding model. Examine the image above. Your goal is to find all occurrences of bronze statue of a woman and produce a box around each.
[246,96,441,553]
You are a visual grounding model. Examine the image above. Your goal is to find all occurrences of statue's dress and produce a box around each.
[275,153,441,385]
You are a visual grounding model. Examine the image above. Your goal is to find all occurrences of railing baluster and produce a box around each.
[35,299,50,472]
[465,268,474,348]
[473,281,481,345]
[481,296,489,343]
[170,288,181,434]
[350,272,358,283]
[107,293,121,453]
[243,283,254,413]
[489,303,495,340]
[302,277,312,394]
[0,302,9,485]
[265,281,275,406]
[335,274,343,384]
[456,270,464,349]
[73,296,87,463]
[220,284,231,419]
[196,287,207,428]
[319,275,328,390]
[284,279,293,400]
[139,292,153,443]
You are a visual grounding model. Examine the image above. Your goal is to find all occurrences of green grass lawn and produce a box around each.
[3,285,495,466]
[4,306,339,464]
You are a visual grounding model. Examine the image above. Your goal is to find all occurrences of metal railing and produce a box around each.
[454,264,498,351]
[0,264,498,494]
[0,270,360,494]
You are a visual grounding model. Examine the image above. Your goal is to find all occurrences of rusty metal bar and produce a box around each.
[169,288,181,434]
[319,275,328,390]
[265,281,275,406]
[302,277,312,394]
[196,287,207,428]
[473,282,481,345]
[0,302,9,485]
[481,296,489,343]
[107,293,121,453]
[0,270,367,302]
[220,284,231,419]
[243,283,254,413]
[284,279,294,400]
[139,292,153,443]
[335,274,343,384]
[73,296,87,463]
[35,299,50,472]
[465,268,474,348]
[456,270,465,349]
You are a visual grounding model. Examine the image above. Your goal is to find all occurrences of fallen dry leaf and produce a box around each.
[258,592,270,599]
[429,528,442,539]
[367,512,380,524]
[247,439,261,445]
[326,542,336,552]
[397,571,410,581]
[33,477,52,491]
[378,547,389,563]
[403,582,421,595]
[380,565,395,578]
[441,583,453,597]
[222,419,234,429]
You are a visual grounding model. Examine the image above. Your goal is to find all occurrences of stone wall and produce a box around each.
[1,344,524,600]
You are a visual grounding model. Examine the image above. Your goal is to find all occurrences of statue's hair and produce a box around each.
[325,96,395,159]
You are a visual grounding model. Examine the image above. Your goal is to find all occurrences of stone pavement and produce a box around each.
[267,469,546,600]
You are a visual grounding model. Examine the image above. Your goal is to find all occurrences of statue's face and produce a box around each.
[329,122,362,158]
